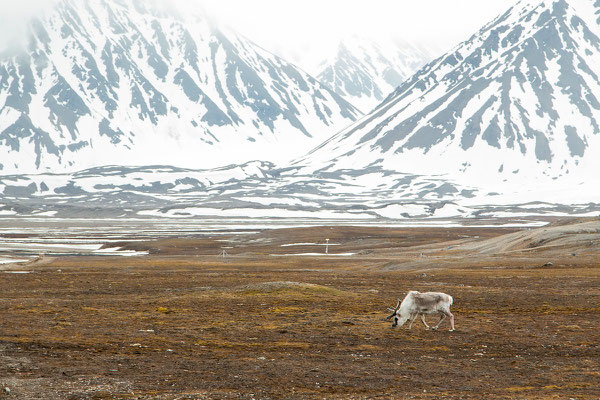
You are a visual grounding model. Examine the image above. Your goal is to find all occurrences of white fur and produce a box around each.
[389,291,455,331]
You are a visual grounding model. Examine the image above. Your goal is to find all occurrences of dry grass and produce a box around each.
[0,222,599,399]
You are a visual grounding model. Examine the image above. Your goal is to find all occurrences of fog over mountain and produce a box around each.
[317,37,432,113]
[0,0,359,173]
[296,0,600,188]
[202,0,517,71]
[1,0,598,221]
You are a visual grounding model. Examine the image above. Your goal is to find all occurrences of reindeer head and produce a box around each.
[385,299,402,328]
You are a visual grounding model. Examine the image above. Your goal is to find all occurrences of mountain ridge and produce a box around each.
[0,0,361,173]
[316,36,431,113]
[1,0,599,221]
[296,0,600,187]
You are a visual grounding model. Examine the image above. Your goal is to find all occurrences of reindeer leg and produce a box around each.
[420,314,430,330]
[407,313,419,329]
[448,310,455,332]
[432,312,446,330]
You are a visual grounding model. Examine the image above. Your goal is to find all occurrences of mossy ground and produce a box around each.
[0,223,599,399]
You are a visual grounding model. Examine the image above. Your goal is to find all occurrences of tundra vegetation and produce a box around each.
[0,221,599,399]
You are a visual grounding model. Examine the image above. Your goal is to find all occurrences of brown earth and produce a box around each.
[0,221,599,399]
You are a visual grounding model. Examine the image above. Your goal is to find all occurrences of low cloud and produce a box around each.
[0,0,58,54]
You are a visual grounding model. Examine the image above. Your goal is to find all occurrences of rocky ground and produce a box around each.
[0,221,599,399]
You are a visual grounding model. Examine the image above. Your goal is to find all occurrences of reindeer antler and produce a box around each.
[385,299,402,320]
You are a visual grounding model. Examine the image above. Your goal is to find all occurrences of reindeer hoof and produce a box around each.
[449,329,455,332]
[432,327,438,331]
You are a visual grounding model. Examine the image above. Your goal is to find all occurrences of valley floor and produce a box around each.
[0,222,599,399]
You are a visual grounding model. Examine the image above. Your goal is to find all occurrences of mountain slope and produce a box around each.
[316,37,431,113]
[297,0,600,191]
[1,161,598,220]
[0,0,360,173]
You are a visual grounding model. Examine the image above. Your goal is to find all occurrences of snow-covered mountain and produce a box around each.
[0,159,589,221]
[1,0,599,222]
[1,161,598,220]
[298,0,600,194]
[317,37,431,113]
[0,0,360,174]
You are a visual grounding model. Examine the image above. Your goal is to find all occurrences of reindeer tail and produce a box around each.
[449,295,454,306]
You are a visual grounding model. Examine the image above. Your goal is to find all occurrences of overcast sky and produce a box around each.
[0,0,520,69]
[0,0,58,53]
[202,0,519,71]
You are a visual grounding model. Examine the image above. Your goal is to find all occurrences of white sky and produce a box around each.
[202,0,520,72]
[0,0,520,69]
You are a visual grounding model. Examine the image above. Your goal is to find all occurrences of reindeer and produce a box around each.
[386,291,455,331]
